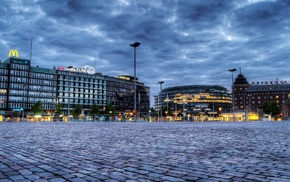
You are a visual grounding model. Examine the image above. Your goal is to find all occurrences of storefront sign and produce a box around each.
[8,49,19,58]
[12,108,23,111]
[251,80,288,85]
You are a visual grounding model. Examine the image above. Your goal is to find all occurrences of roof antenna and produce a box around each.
[30,37,33,62]
[239,67,241,74]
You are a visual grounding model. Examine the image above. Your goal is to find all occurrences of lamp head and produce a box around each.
[228,68,237,72]
[130,42,141,47]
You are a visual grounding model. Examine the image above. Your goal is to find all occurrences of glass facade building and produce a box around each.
[155,85,232,120]
[0,56,150,121]
[105,75,150,118]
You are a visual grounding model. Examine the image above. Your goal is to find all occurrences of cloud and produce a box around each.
[1,0,290,106]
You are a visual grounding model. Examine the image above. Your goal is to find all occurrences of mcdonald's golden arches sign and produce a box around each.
[8,49,19,58]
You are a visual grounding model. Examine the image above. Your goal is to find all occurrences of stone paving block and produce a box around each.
[104,179,120,182]
[134,170,149,175]
[90,174,109,180]
[18,169,33,175]
[161,175,185,182]
[34,179,50,182]
[30,167,45,173]
[267,177,290,182]
[4,171,20,177]
[69,178,88,182]
[24,174,40,180]
[37,172,55,179]
[2,122,290,181]
[49,178,66,182]
[9,174,25,181]
[230,176,256,182]
[0,180,11,182]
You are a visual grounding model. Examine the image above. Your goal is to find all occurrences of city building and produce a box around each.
[0,56,57,121]
[105,75,150,120]
[0,50,150,121]
[233,72,290,120]
[155,85,232,121]
[56,66,106,120]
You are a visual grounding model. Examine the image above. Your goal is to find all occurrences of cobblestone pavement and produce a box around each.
[1,121,290,182]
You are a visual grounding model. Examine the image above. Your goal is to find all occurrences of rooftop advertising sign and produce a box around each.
[57,65,95,74]
[251,80,288,85]
[8,49,19,58]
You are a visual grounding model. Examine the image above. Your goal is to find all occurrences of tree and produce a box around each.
[162,106,173,116]
[90,103,100,115]
[150,107,157,116]
[90,103,99,121]
[270,101,281,118]
[31,101,43,115]
[72,105,82,119]
[262,100,281,119]
[55,103,63,116]
[105,103,116,115]
[261,101,271,114]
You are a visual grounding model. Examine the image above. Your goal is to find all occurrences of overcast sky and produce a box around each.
[1,0,290,106]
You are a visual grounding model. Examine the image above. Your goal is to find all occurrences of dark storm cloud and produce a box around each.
[1,0,290,106]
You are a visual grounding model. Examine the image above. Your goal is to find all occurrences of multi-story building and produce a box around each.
[0,56,57,120]
[105,75,150,119]
[0,50,150,121]
[56,66,106,117]
[233,72,290,118]
[155,85,232,121]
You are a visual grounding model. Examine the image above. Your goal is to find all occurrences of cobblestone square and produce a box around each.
[1,121,290,181]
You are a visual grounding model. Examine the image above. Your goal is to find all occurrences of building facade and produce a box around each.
[106,75,150,119]
[56,68,106,117]
[233,73,290,118]
[0,53,150,121]
[0,57,57,120]
[155,85,232,121]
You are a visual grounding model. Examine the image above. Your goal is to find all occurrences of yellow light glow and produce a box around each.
[8,49,19,58]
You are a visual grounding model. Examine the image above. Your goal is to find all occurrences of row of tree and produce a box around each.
[30,100,284,119]
[31,101,117,118]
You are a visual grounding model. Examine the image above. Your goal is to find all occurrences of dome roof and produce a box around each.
[162,85,228,93]
[234,74,249,85]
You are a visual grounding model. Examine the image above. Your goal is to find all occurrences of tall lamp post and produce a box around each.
[130,42,141,122]
[228,68,237,121]
[66,66,73,122]
[22,83,27,121]
[158,81,164,122]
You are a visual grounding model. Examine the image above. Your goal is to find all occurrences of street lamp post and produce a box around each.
[228,68,237,121]
[130,42,141,122]
[22,83,27,121]
[209,89,215,119]
[158,81,164,122]
[66,66,73,122]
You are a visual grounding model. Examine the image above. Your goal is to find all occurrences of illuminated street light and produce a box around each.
[228,68,237,121]
[130,42,141,122]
